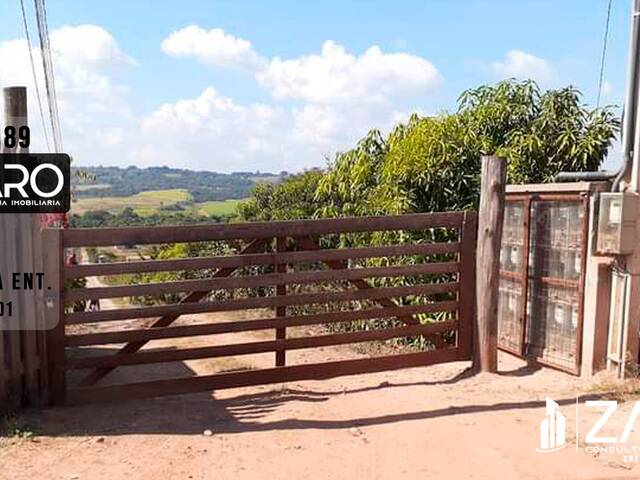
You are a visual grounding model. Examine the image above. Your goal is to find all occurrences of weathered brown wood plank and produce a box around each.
[5,214,23,407]
[20,216,40,405]
[275,236,287,367]
[66,282,460,325]
[66,322,458,369]
[64,242,460,279]
[76,238,268,387]
[65,302,459,346]
[475,156,506,372]
[65,261,460,302]
[66,347,459,404]
[457,211,477,360]
[296,236,425,329]
[43,228,66,405]
[32,222,49,406]
[62,212,465,247]
[0,331,6,409]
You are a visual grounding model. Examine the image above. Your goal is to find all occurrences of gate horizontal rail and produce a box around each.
[66,322,458,369]
[66,348,460,405]
[62,212,465,247]
[64,261,460,302]
[64,242,461,279]
[64,302,459,347]
[65,282,460,324]
[46,211,477,405]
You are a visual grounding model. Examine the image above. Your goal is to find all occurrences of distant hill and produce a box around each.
[72,166,284,202]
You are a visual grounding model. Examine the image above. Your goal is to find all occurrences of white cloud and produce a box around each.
[137,87,298,171]
[2,25,442,173]
[159,29,441,105]
[257,40,442,104]
[0,25,134,161]
[144,32,443,171]
[291,104,344,147]
[136,86,421,172]
[161,25,264,69]
[492,50,554,84]
[51,25,133,68]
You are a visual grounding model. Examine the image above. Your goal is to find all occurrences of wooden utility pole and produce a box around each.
[474,155,507,372]
[2,87,28,152]
[1,86,50,407]
[1,86,30,409]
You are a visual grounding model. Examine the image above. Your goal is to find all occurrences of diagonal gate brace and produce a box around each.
[295,236,449,347]
[78,238,268,387]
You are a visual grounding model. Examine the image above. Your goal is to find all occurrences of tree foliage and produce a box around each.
[70,207,229,228]
[72,166,282,202]
[233,80,620,347]
[237,170,324,221]
[241,80,619,221]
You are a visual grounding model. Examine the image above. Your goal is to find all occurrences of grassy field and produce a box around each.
[74,183,112,192]
[72,189,193,215]
[72,189,246,218]
[194,199,243,216]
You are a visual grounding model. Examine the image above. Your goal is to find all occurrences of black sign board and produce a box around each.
[0,154,70,213]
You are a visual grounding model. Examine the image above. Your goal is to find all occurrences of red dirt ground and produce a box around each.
[2,321,640,480]
[2,277,639,480]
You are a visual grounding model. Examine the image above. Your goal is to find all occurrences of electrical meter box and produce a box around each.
[597,192,638,254]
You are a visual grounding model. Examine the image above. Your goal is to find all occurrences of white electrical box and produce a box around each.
[596,192,638,254]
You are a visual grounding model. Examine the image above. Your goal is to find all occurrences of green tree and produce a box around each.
[239,80,618,221]
[314,80,619,217]
[235,80,619,346]
[238,170,324,221]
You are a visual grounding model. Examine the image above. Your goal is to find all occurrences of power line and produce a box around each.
[596,0,614,108]
[40,0,63,150]
[32,0,59,151]
[19,0,51,152]
[33,0,63,152]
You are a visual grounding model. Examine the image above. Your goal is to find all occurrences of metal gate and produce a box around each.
[498,193,588,374]
[45,212,477,405]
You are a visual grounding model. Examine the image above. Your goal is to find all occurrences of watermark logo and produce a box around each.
[0,153,70,213]
[537,397,567,453]
[536,397,640,464]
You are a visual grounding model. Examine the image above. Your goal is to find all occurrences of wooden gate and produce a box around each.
[45,211,477,405]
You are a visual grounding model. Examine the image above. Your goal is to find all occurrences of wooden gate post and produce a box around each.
[43,228,66,404]
[474,155,507,372]
[457,211,478,360]
[2,86,40,409]
[275,236,287,367]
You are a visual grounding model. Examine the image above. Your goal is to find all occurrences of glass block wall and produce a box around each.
[498,196,587,373]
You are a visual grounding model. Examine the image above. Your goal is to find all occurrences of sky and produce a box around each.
[0,0,632,173]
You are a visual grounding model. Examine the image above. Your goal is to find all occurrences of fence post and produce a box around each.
[43,228,66,405]
[275,236,287,367]
[457,211,477,360]
[474,155,507,372]
[2,86,32,409]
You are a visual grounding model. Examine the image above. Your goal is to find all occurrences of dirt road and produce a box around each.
[1,286,639,479]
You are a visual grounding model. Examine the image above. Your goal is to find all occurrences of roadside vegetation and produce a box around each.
[74,80,620,350]
[236,80,620,347]
[71,165,282,201]
[239,80,618,221]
